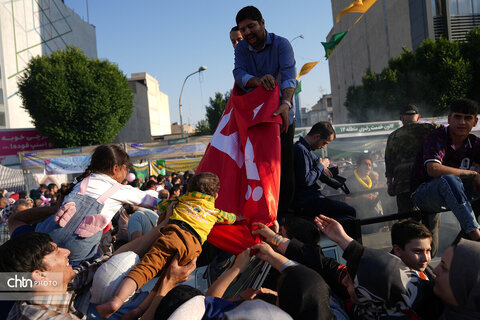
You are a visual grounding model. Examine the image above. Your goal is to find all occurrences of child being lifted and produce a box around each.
[97,172,238,318]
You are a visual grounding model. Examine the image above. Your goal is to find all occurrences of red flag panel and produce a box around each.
[196,85,282,255]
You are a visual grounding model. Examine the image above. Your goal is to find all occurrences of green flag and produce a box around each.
[295,80,302,95]
[321,31,348,59]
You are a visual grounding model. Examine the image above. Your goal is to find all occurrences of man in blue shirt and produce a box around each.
[233,6,297,220]
[293,122,356,234]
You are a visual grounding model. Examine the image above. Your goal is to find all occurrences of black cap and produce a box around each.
[400,104,419,115]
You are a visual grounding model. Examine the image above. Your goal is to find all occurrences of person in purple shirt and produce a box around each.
[233,6,297,221]
[412,99,480,250]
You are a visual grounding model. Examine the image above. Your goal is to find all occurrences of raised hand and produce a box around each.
[314,214,353,250]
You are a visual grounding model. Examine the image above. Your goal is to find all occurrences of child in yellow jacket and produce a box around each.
[97,172,237,318]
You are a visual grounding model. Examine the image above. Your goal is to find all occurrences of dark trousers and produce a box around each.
[396,192,415,213]
[298,197,357,237]
[277,123,295,220]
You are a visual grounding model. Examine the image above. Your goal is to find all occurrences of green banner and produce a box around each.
[321,31,348,59]
[131,163,149,183]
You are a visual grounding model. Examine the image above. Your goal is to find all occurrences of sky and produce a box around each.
[64,0,335,127]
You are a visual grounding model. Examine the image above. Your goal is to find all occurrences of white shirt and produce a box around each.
[64,173,157,223]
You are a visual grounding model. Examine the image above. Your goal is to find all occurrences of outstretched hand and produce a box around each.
[251,242,276,262]
[165,254,197,284]
[233,248,252,273]
[314,215,353,250]
[251,222,276,243]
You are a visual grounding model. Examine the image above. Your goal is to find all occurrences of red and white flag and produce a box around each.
[196,85,282,255]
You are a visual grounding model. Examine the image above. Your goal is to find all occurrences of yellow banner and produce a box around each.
[296,61,319,80]
[164,158,202,173]
[336,0,378,22]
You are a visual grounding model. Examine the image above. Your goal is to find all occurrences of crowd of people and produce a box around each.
[1,4,480,320]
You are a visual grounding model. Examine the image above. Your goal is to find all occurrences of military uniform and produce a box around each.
[385,121,436,213]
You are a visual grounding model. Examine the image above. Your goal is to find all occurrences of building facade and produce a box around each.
[328,0,480,123]
[115,72,171,143]
[298,94,333,127]
[0,0,97,129]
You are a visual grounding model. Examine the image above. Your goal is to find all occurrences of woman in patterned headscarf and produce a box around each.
[433,239,480,320]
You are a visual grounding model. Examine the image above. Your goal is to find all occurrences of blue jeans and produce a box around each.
[414,175,480,233]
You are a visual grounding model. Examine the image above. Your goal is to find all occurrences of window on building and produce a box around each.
[0,88,3,104]
[449,0,458,15]
[0,112,5,127]
[433,0,444,16]
[458,0,473,13]
[474,0,480,13]
[449,0,476,14]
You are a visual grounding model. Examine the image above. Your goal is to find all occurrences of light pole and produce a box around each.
[289,34,304,44]
[179,66,207,138]
[289,35,304,127]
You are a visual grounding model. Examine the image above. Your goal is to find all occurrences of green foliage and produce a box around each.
[194,91,230,135]
[193,119,211,136]
[206,91,229,133]
[345,28,479,122]
[461,27,480,102]
[18,46,133,147]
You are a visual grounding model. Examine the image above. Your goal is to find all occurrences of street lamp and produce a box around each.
[290,34,304,43]
[179,66,207,138]
[289,35,304,127]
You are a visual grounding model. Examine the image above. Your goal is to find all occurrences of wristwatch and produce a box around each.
[281,100,293,109]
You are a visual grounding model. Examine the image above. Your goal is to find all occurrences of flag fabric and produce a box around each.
[295,80,302,95]
[131,163,149,183]
[296,62,319,80]
[336,0,378,22]
[321,31,348,59]
[150,160,166,176]
[196,84,282,255]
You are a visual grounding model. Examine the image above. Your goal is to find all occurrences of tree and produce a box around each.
[194,91,230,135]
[345,30,476,122]
[193,119,211,136]
[18,46,133,147]
[205,91,230,133]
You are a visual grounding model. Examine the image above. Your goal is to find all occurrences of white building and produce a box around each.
[299,94,333,127]
[115,72,172,142]
[0,0,97,129]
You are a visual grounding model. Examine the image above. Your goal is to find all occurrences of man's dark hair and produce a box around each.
[171,184,182,195]
[187,172,220,196]
[145,180,157,190]
[236,6,263,25]
[230,26,239,32]
[284,216,321,244]
[0,232,55,273]
[129,179,140,188]
[391,219,432,249]
[154,285,203,320]
[39,184,47,191]
[13,199,29,210]
[450,98,478,116]
[307,121,336,139]
[47,183,57,192]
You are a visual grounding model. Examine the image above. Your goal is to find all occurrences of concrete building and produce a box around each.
[0,0,97,129]
[298,94,333,127]
[115,72,171,143]
[328,0,480,123]
[170,123,196,136]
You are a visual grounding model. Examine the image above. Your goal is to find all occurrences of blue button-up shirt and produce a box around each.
[233,31,297,124]
[293,136,325,206]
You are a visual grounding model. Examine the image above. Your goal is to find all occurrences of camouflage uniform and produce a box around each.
[385,121,436,212]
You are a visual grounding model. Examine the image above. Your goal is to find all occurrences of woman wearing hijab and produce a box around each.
[433,239,480,320]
